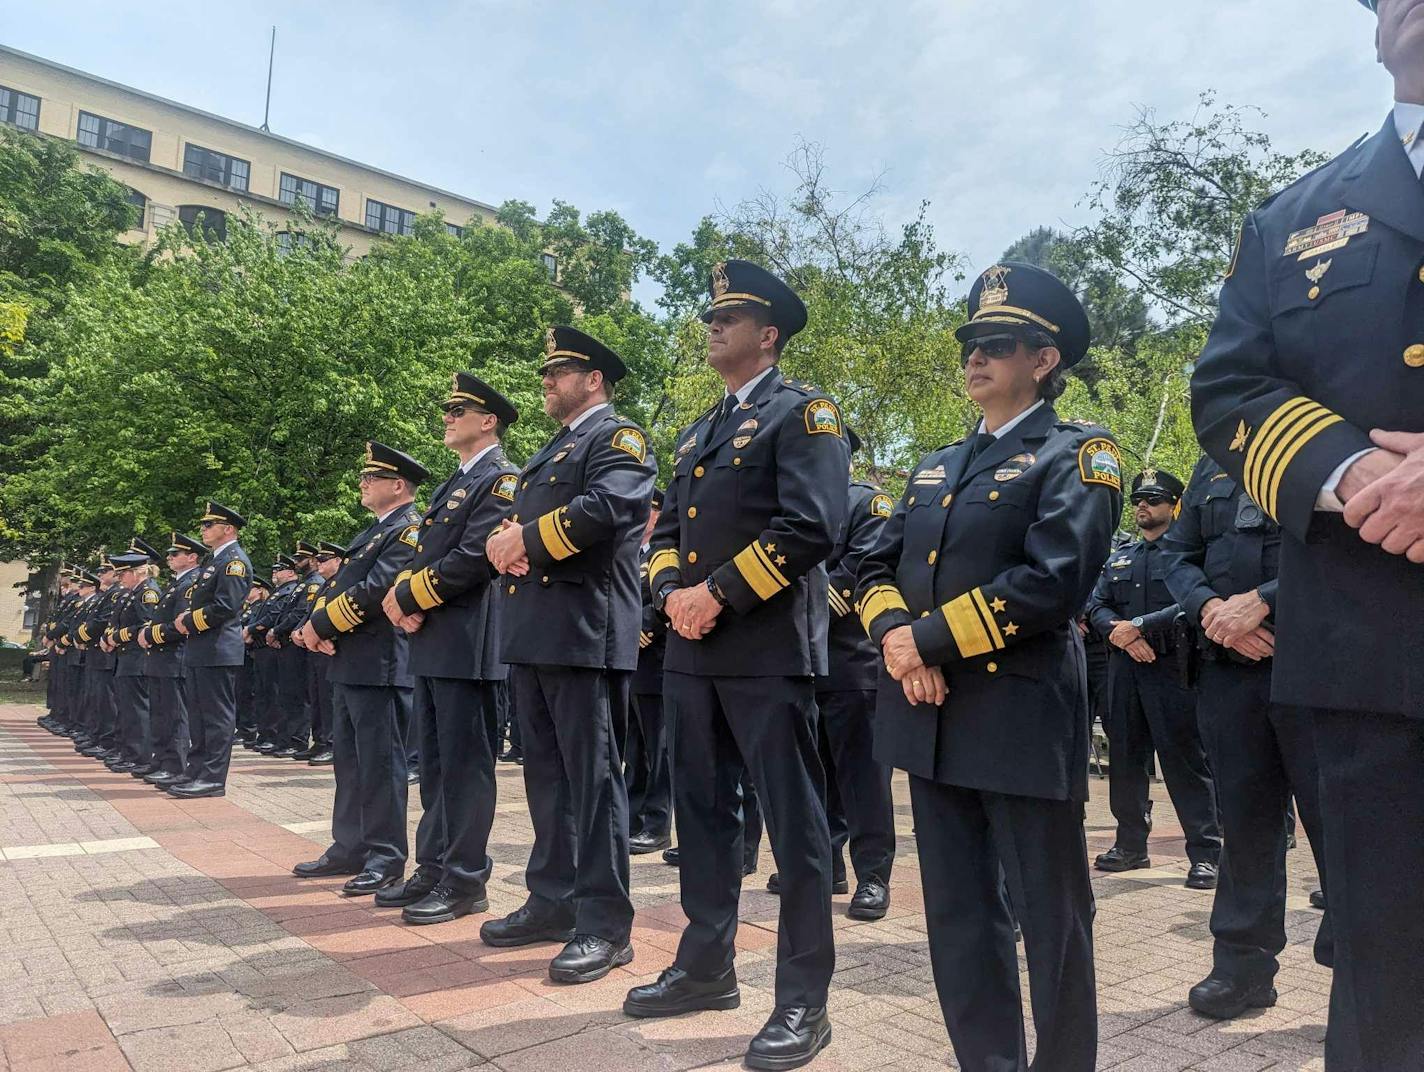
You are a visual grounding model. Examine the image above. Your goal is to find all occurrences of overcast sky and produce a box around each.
[8,1,1395,300]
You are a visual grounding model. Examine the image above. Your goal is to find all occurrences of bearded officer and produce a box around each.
[625,260,848,1071]
[167,502,252,797]
[856,263,1121,1071]
[1190,4,1424,1064]
[481,327,655,984]
[137,532,204,787]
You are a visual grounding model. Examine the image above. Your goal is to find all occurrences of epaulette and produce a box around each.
[779,378,817,397]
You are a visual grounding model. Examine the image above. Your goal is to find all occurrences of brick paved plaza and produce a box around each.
[0,701,1330,1071]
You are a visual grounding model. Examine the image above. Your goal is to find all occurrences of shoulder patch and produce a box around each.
[804,398,843,437]
[611,427,647,462]
[399,524,419,548]
[869,493,894,518]
[142,588,160,606]
[493,473,517,501]
[1077,437,1123,491]
[225,559,248,578]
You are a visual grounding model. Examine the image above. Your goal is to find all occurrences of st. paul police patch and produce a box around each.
[225,560,247,578]
[1078,438,1122,491]
[493,474,517,501]
[804,399,843,436]
[870,493,894,518]
[611,427,647,462]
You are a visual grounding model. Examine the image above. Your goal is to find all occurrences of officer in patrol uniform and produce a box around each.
[106,542,162,773]
[137,532,204,787]
[855,263,1120,1072]
[1160,454,1332,1019]
[625,261,847,1071]
[628,488,672,854]
[1191,5,1424,1063]
[166,502,252,798]
[75,559,120,760]
[1087,469,1222,889]
[304,543,344,765]
[373,373,520,924]
[481,326,655,985]
[295,442,425,895]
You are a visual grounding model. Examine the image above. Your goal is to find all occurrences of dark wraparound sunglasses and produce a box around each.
[960,332,1055,365]
[1132,494,1170,507]
[443,403,491,420]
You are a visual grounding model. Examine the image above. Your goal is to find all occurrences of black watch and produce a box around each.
[705,575,730,607]
[654,582,679,613]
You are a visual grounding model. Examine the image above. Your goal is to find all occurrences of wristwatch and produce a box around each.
[1131,616,1145,629]
[705,575,730,607]
[653,582,678,614]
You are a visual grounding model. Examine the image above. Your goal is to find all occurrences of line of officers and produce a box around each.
[31,257,1334,1072]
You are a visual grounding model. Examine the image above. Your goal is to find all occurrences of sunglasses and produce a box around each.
[443,404,491,420]
[358,472,399,485]
[1132,494,1169,507]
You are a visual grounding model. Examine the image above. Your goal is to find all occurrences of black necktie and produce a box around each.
[965,432,996,463]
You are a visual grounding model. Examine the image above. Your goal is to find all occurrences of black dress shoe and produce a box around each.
[1310,889,1326,910]
[109,761,139,773]
[128,764,156,778]
[307,750,334,765]
[498,749,523,764]
[548,934,633,984]
[78,745,105,757]
[480,904,576,948]
[403,883,489,925]
[629,830,672,855]
[1186,861,1219,889]
[1094,846,1151,872]
[743,853,759,877]
[624,966,740,1018]
[293,855,362,878]
[375,865,443,907]
[271,747,300,758]
[342,870,399,896]
[662,846,680,866]
[766,872,849,896]
[847,880,890,921]
[745,1005,831,1071]
[145,770,184,786]
[1188,975,1277,1019]
[291,746,317,760]
[254,742,278,754]
[167,780,224,798]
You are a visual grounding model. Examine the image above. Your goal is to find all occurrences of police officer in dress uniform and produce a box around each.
[137,532,204,787]
[304,544,344,765]
[855,263,1120,1072]
[481,326,655,985]
[373,373,520,924]
[235,580,266,746]
[294,442,425,895]
[107,542,162,773]
[250,559,293,752]
[62,572,99,750]
[627,488,673,855]
[1086,469,1222,889]
[766,429,897,919]
[1160,455,1333,1019]
[273,542,321,757]
[165,502,252,798]
[256,557,301,754]
[38,573,80,735]
[75,559,120,760]
[1191,5,1424,1063]
[625,261,847,1071]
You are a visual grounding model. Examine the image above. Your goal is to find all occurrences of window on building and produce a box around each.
[541,253,558,281]
[279,173,339,217]
[125,188,146,230]
[178,205,227,242]
[445,222,465,238]
[183,144,249,192]
[76,111,152,162]
[365,199,415,236]
[276,230,317,256]
[0,85,40,131]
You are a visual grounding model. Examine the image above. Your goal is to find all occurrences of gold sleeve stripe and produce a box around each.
[395,570,413,585]
[119,628,132,643]
[411,568,444,610]
[857,584,908,634]
[152,625,164,645]
[829,589,850,616]
[648,549,681,586]
[1243,397,1340,519]
[192,608,210,632]
[77,624,90,642]
[326,594,361,633]
[538,508,580,560]
[733,542,790,601]
[940,589,1005,659]
[1261,410,1343,520]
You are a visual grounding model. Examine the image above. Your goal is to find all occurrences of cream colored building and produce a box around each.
[0,44,549,265]
[0,561,33,646]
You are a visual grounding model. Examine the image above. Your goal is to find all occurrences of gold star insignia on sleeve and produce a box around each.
[990,597,1006,613]
[1003,622,1019,636]
[775,555,787,566]
[764,542,776,553]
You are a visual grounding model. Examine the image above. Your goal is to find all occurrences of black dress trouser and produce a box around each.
[113,672,151,765]
[147,673,190,777]
[910,776,1097,1072]
[185,666,237,785]
[328,681,410,876]
[815,688,895,886]
[513,664,634,942]
[627,691,673,839]
[276,646,311,749]
[666,671,833,1007]
[412,676,498,895]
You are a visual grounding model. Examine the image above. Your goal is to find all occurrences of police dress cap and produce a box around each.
[167,531,205,555]
[77,570,99,587]
[1130,467,1185,501]
[955,262,1092,367]
[128,536,162,563]
[294,540,320,559]
[317,540,346,557]
[700,259,808,341]
[361,441,430,485]
[110,552,149,569]
[537,325,628,382]
[273,554,297,572]
[96,556,116,573]
[445,372,520,425]
[199,501,246,528]
[252,576,272,591]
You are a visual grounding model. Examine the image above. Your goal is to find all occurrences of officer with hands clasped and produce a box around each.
[855,263,1120,1072]
[136,531,205,787]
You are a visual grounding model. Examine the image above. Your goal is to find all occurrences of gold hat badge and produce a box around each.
[980,265,1011,307]
[364,442,375,466]
[712,262,730,298]
[1141,468,1158,484]
[544,327,558,356]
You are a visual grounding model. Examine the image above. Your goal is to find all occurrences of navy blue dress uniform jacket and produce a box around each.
[59,592,98,663]
[78,587,119,671]
[632,547,668,696]
[1191,116,1424,716]
[1161,455,1281,625]
[277,575,323,640]
[822,480,894,692]
[501,407,657,671]
[263,580,301,646]
[648,369,850,677]
[110,579,161,676]
[139,569,196,678]
[309,506,422,687]
[856,404,1123,801]
[392,447,519,681]
[182,542,253,668]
